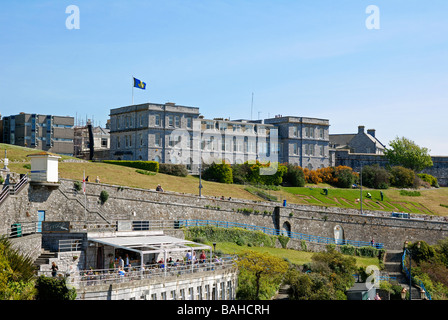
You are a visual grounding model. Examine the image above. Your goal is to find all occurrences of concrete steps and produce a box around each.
[384,250,422,300]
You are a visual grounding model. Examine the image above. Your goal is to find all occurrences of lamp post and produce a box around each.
[403,241,421,300]
[360,164,363,215]
[198,163,203,197]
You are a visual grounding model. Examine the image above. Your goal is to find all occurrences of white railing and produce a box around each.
[40,256,237,288]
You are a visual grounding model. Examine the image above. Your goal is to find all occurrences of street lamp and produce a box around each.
[198,162,203,197]
[360,164,363,215]
[403,241,421,300]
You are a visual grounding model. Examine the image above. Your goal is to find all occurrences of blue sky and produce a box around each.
[1,1,447,155]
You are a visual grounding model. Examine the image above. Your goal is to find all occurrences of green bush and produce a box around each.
[361,164,390,189]
[283,164,305,187]
[231,161,287,186]
[202,161,233,184]
[400,190,421,197]
[417,173,439,187]
[35,276,77,300]
[74,181,82,191]
[159,163,188,177]
[99,190,109,204]
[389,166,415,188]
[278,234,290,249]
[185,226,277,248]
[334,167,356,188]
[103,160,159,172]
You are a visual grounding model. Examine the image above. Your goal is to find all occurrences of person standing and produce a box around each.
[51,262,58,277]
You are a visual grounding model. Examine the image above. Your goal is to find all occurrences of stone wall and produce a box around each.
[2,178,448,251]
[76,267,237,300]
[335,150,448,187]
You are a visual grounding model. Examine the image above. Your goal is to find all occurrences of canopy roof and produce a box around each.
[88,234,211,255]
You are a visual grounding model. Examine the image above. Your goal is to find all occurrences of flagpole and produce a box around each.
[132,76,134,105]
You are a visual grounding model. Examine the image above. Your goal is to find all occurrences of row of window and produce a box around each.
[292,143,325,156]
[115,114,194,130]
[114,134,326,158]
[291,126,325,139]
[146,281,234,301]
[203,121,268,135]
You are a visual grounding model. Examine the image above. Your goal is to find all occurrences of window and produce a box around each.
[155,133,161,147]
[155,114,160,126]
[175,116,180,128]
[320,128,324,139]
[293,143,298,155]
[205,285,210,300]
[320,145,324,156]
[292,126,298,137]
[187,117,192,129]
[180,289,185,300]
[197,286,202,300]
[168,115,174,127]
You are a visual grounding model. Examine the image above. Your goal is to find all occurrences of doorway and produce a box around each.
[37,210,45,232]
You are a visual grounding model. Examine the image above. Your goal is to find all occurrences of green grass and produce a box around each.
[282,186,446,215]
[2,142,448,216]
[210,241,379,268]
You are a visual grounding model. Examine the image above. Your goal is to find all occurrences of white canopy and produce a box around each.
[88,234,212,270]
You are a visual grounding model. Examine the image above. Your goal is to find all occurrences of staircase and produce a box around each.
[33,249,58,272]
[384,250,422,300]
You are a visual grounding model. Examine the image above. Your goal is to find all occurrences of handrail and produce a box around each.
[0,185,10,205]
[12,174,29,194]
[179,219,385,249]
[402,250,432,300]
[40,255,237,288]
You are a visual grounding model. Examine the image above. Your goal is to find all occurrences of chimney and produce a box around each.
[358,125,365,134]
[367,129,376,137]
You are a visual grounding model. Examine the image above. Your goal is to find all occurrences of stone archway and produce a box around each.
[282,221,292,237]
[334,225,344,245]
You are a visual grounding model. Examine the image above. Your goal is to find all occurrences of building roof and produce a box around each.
[88,234,211,255]
[27,151,61,158]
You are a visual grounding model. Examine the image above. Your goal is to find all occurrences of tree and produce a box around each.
[361,164,390,189]
[202,161,233,184]
[0,236,37,300]
[385,137,433,172]
[236,250,289,299]
[283,164,305,187]
[389,166,415,188]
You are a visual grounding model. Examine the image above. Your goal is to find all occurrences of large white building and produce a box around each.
[109,102,330,172]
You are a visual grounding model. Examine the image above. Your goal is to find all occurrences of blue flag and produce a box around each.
[133,77,146,90]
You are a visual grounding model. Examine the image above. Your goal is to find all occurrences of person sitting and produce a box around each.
[156,184,164,192]
[199,250,207,263]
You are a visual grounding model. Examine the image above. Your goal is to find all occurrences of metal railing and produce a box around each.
[179,219,385,249]
[402,250,432,300]
[41,255,237,288]
[58,239,83,252]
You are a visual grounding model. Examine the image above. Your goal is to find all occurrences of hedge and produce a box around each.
[184,225,277,248]
[103,160,159,172]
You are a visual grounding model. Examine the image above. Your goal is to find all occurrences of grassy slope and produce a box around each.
[2,143,448,216]
[203,241,379,268]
